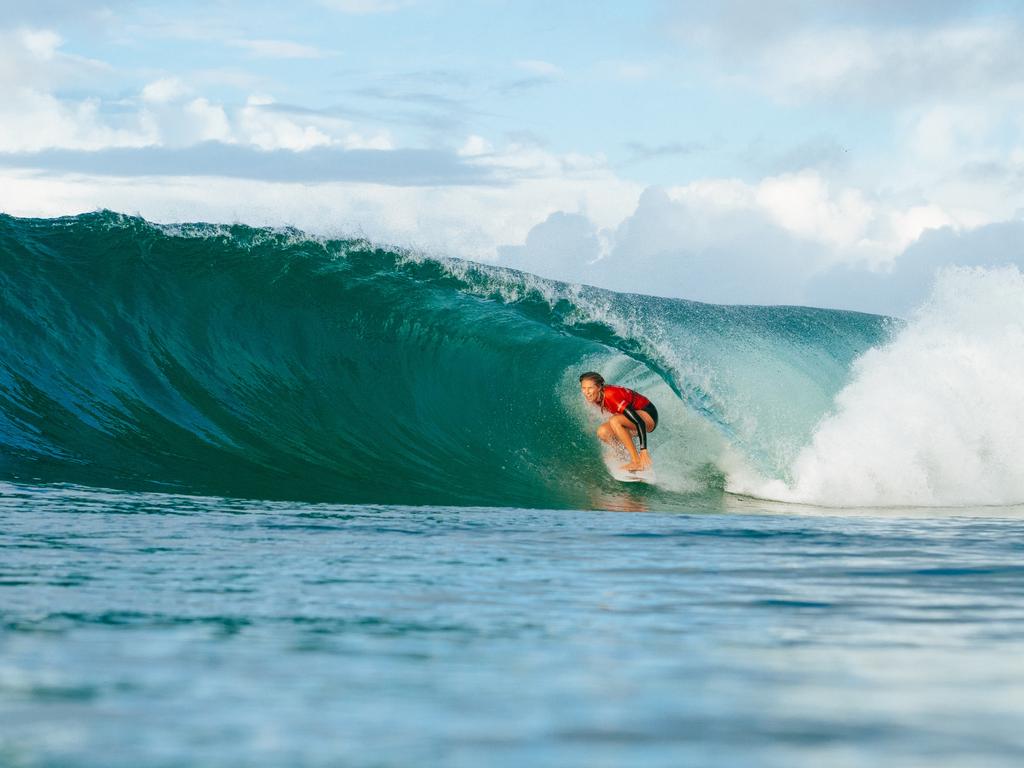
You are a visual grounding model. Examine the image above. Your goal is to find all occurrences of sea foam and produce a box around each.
[735,266,1024,506]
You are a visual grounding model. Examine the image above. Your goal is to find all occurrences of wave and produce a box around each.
[732,266,1024,507]
[0,210,943,509]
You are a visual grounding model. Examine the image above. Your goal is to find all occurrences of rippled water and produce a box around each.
[2,483,1023,767]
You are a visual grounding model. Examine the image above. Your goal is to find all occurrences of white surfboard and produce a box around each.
[612,466,657,484]
[602,449,657,484]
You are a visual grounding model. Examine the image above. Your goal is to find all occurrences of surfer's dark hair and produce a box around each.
[579,372,604,386]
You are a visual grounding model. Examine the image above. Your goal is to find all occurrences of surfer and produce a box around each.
[579,372,658,472]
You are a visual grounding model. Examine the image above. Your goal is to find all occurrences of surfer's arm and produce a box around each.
[622,405,648,451]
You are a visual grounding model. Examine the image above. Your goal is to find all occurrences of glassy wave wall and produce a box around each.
[0,211,896,508]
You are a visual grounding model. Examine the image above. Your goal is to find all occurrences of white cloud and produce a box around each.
[663,6,1024,241]
[497,212,603,284]
[0,27,152,151]
[0,90,158,151]
[0,28,109,91]
[807,218,1024,316]
[457,135,493,157]
[674,6,1024,112]
[753,23,1024,106]
[136,87,242,147]
[464,139,609,181]
[228,38,330,59]
[141,77,191,104]
[20,28,62,59]
[907,103,994,162]
[246,94,275,107]
[236,99,393,151]
[755,173,873,251]
[497,168,1024,310]
[661,171,961,267]
[184,98,233,143]
[0,37,393,155]
[580,186,823,304]
[238,104,333,151]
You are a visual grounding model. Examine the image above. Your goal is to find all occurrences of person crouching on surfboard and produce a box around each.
[579,372,658,472]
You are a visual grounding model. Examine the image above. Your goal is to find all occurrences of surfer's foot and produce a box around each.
[621,461,645,472]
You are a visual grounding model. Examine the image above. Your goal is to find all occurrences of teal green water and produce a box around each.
[0,211,889,508]
[3,483,1024,768]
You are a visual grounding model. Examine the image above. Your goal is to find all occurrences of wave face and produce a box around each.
[0,211,892,508]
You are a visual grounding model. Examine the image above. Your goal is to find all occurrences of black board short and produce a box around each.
[639,402,658,428]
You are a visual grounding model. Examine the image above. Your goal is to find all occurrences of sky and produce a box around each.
[1,0,1023,315]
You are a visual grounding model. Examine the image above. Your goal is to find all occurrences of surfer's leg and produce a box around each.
[638,410,655,433]
[606,414,641,465]
[597,417,637,444]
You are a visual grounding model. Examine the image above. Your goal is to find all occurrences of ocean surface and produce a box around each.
[2,212,1023,766]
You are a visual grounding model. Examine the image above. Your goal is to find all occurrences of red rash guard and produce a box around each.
[599,385,653,451]
[600,386,651,415]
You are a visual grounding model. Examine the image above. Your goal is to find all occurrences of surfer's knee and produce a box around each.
[596,423,612,441]
[611,414,635,431]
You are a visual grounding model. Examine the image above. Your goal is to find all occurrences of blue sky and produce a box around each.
[2,0,1023,313]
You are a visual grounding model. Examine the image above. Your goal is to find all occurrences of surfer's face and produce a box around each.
[581,380,602,404]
